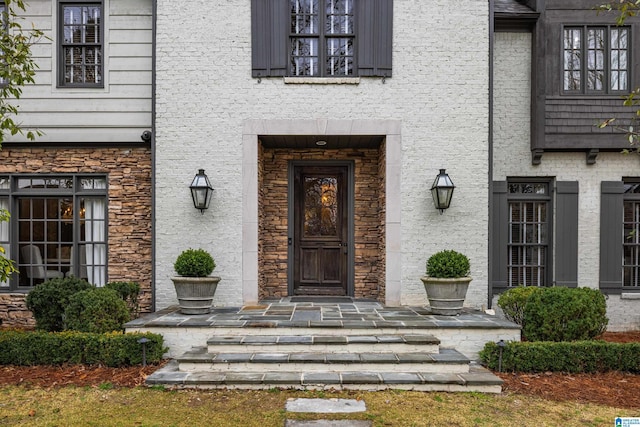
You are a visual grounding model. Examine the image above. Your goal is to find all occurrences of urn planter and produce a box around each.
[171,276,220,315]
[420,276,472,316]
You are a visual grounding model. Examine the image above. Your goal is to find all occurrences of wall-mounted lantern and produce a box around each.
[190,169,214,214]
[430,169,455,214]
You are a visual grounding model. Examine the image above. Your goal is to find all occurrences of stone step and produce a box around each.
[177,347,470,374]
[206,334,441,354]
[146,360,503,393]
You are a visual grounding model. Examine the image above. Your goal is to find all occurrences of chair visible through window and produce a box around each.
[20,244,64,283]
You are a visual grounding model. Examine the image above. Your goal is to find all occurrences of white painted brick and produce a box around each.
[154,0,490,310]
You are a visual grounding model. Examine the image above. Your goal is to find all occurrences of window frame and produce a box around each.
[0,174,108,291]
[506,180,553,288]
[289,0,356,78]
[562,24,631,95]
[623,179,640,289]
[57,0,104,88]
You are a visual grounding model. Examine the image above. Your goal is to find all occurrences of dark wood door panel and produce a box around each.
[293,165,349,295]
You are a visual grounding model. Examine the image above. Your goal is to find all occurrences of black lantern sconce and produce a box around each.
[190,169,214,214]
[430,169,455,214]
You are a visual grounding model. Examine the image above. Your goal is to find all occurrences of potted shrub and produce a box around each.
[171,248,220,314]
[420,249,471,315]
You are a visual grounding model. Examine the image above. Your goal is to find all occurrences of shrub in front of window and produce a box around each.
[522,287,608,342]
[64,288,130,334]
[174,248,216,277]
[25,277,94,332]
[497,286,541,327]
[425,250,470,278]
[105,281,140,318]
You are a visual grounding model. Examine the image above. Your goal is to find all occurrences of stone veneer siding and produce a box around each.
[0,147,152,328]
[259,146,384,300]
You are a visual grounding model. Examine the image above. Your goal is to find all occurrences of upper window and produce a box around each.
[623,180,640,287]
[58,1,103,87]
[0,175,108,291]
[290,0,354,77]
[251,0,392,79]
[563,26,629,94]
[507,182,550,287]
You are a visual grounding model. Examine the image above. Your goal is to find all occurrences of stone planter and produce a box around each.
[420,276,472,316]
[171,276,220,314]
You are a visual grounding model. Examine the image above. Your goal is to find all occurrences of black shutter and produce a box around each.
[357,0,393,77]
[555,181,578,287]
[491,181,508,290]
[599,181,624,293]
[251,0,288,78]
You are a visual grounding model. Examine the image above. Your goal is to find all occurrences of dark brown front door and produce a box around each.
[293,165,349,295]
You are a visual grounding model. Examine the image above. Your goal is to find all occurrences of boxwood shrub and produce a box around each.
[480,340,640,373]
[497,286,541,327]
[64,288,130,333]
[25,277,94,332]
[522,287,608,341]
[0,330,166,367]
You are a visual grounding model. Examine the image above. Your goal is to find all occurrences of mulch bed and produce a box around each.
[0,331,638,409]
[498,331,640,409]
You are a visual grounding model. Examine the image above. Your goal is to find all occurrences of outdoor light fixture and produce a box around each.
[430,169,455,214]
[190,169,214,214]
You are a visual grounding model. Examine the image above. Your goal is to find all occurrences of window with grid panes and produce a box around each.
[290,0,354,77]
[623,180,640,287]
[0,175,108,291]
[59,1,103,87]
[563,25,629,93]
[507,182,550,287]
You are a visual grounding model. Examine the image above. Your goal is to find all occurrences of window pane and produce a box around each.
[610,28,629,91]
[326,37,353,76]
[61,3,102,85]
[563,28,581,91]
[304,176,338,237]
[623,199,640,287]
[291,38,318,76]
[586,29,604,91]
[508,196,549,287]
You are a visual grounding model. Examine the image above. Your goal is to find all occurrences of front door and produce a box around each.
[291,164,351,295]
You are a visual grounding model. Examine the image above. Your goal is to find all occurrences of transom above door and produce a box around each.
[289,162,354,296]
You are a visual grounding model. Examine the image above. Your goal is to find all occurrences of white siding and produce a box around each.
[4,0,152,144]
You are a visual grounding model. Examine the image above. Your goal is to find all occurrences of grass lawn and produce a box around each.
[0,386,638,426]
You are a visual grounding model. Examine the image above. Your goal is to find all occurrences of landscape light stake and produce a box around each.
[497,339,506,372]
[138,337,150,367]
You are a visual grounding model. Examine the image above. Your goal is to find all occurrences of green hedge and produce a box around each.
[0,330,166,367]
[480,340,640,373]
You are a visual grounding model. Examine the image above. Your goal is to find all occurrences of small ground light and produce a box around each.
[138,337,150,366]
[497,339,506,372]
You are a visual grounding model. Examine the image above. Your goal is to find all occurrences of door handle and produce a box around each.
[342,242,348,254]
[288,237,292,246]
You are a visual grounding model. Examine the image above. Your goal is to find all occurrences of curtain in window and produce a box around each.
[84,192,106,286]
[0,198,9,288]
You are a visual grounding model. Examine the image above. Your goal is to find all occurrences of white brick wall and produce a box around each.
[154,1,490,310]
[494,32,640,331]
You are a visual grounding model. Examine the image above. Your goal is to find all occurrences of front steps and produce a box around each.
[145,329,504,392]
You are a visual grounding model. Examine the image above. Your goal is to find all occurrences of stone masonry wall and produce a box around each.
[259,147,383,300]
[0,147,152,328]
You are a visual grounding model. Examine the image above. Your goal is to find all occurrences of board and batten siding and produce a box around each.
[4,0,152,144]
